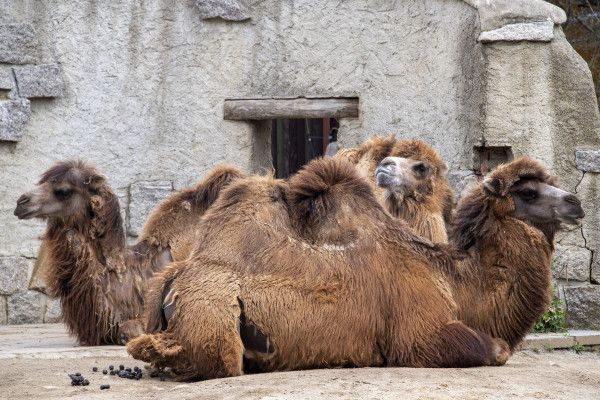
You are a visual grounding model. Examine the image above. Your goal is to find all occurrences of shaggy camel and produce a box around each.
[377,155,584,350]
[336,136,454,243]
[14,160,244,345]
[127,157,511,380]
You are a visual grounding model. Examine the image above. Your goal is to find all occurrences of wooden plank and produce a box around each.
[223,97,359,120]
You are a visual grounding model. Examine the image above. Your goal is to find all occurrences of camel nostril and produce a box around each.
[564,194,581,207]
[17,194,30,205]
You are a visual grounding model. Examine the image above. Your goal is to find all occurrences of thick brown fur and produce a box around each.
[17,161,244,345]
[335,136,454,243]
[128,158,509,380]
[447,157,570,350]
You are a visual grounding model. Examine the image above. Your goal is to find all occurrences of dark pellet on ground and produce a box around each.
[100,384,110,390]
[150,371,158,378]
[109,370,116,376]
[159,375,166,382]
[83,379,89,386]
[125,367,132,372]
[102,369,108,374]
[92,367,98,372]
[119,365,124,370]
[109,365,114,370]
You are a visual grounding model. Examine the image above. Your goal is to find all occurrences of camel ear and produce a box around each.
[483,176,505,196]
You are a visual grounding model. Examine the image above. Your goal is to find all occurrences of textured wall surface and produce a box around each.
[0,0,599,327]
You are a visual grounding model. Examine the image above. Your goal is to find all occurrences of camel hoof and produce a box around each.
[492,339,510,366]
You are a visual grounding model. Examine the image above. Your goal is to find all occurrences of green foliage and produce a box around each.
[533,295,567,333]
[543,344,555,353]
[572,343,585,354]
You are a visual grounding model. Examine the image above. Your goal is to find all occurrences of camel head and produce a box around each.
[375,156,436,201]
[14,160,113,224]
[482,157,584,228]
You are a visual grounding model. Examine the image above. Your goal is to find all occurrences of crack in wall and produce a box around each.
[573,170,597,284]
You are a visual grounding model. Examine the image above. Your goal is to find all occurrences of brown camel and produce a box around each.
[13,160,244,345]
[127,157,511,381]
[336,136,454,243]
[377,155,584,350]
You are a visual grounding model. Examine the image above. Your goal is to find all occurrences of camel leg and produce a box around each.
[418,321,510,368]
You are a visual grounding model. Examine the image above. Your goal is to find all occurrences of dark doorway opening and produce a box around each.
[271,118,339,179]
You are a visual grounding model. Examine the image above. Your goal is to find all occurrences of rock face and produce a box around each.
[553,244,592,282]
[195,0,250,21]
[575,150,600,173]
[564,285,600,330]
[0,23,38,64]
[127,181,174,237]
[7,290,45,324]
[0,256,33,296]
[0,98,31,141]
[478,21,554,43]
[13,64,65,98]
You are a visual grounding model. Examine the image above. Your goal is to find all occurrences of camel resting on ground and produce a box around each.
[14,161,244,345]
[127,157,511,380]
[336,136,454,243]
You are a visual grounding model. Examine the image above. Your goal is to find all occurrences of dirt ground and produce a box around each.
[1,325,599,400]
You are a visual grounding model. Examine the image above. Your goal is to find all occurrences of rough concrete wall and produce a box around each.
[0,0,482,323]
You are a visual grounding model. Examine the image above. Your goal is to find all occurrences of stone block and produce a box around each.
[575,150,600,173]
[195,0,250,21]
[0,98,31,141]
[44,298,61,323]
[447,170,478,199]
[0,256,33,296]
[0,23,38,64]
[7,290,45,324]
[127,180,173,237]
[13,64,65,98]
[553,244,592,282]
[0,66,14,90]
[564,284,600,330]
[478,21,554,43]
[0,296,7,324]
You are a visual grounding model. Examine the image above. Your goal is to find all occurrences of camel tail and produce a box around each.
[287,157,374,225]
[144,262,185,333]
[192,165,246,211]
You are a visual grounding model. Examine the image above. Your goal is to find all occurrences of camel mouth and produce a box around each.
[559,216,584,227]
[13,206,39,220]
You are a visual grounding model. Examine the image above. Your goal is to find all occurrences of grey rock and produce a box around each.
[553,244,591,282]
[447,170,478,199]
[564,284,600,329]
[0,296,7,324]
[0,66,14,90]
[478,21,554,43]
[195,0,250,21]
[575,150,600,173]
[464,0,566,31]
[127,180,173,237]
[7,290,45,324]
[0,98,31,141]
[44,298,61,323]
[0,256,33,295]
[13,64,65,98]
[0,23,38,64]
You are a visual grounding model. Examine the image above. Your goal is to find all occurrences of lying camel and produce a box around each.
[375,155,584,350]
[14,160,244,345]
[127,157,511,380]
[336,136,454,243]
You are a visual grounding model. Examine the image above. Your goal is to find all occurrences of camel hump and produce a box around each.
[192,165,246,210]
[287,157,378,236]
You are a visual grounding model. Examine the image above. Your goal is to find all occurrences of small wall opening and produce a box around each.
[473,145,513,175]
[271,118,339,179]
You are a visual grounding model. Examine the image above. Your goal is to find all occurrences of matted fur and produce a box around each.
[128,158,508,380]
[20,161,244,345]
[335,136,454,243]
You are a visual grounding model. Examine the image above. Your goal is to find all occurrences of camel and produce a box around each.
[127,157,513,381]
[13,160,244,345]
[335,136,454,243]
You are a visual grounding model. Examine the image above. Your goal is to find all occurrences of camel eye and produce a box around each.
[53,188,73,200]
[519,189,537,202]
[413,163,427,174]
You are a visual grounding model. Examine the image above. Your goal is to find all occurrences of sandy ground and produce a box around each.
[1,325,599,400]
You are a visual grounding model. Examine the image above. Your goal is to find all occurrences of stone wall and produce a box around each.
[0,0,599,328]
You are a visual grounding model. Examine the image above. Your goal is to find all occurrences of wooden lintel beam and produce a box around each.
[223,97,359,120]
